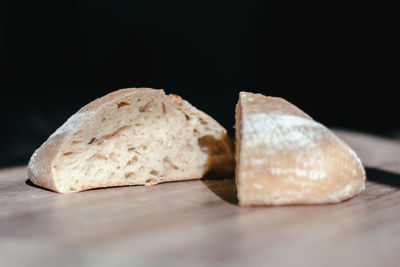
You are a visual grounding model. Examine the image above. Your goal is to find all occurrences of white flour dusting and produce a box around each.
[242,112,331,150]
[51,111,93,138]
[29,111,93,173]
[237,93,366,204]
[270,167,327,180]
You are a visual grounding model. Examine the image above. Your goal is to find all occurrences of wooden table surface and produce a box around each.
[1,130,400,267]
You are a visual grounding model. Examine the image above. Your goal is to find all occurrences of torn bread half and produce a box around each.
[235,92,365,206]
[28,88,234,193]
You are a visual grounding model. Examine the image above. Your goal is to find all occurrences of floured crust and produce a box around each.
[28,88,234,193]
[236,92,366,206]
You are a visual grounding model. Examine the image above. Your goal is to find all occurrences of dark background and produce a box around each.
[1,1,399,166]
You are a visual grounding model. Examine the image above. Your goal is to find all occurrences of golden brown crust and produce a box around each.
[168,94,182,99]
[236,92,366,206]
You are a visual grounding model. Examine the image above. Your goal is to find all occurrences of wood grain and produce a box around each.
[1,130,399,267]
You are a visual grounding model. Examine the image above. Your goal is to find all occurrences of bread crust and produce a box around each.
[28,88,234,193]
[236,92,366,206]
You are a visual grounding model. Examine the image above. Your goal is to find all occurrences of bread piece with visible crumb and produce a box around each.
[28,88,234,193]
[235,92,365,206]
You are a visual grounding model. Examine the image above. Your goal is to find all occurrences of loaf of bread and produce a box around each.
[235,92,365,206]
[28,88,234,193]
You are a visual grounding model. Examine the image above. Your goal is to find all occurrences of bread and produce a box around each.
[28,88,234,193]
[235,92,365,206]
